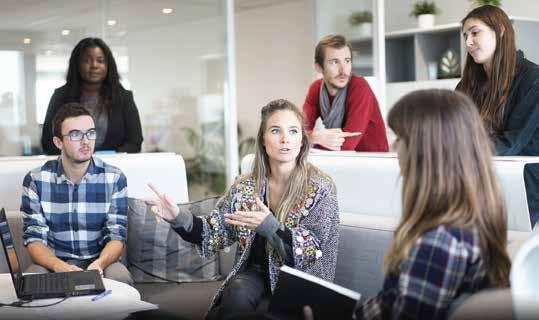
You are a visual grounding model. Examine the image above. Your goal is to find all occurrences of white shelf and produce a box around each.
[385,16,538,39]
[508,15,539,23]
[386,22,461,38]
[387,78,460,87]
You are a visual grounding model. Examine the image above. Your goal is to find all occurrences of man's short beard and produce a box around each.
[73,157,91,164]
[328,76,349,90]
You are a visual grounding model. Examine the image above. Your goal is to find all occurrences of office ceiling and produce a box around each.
[0,0,295,31]
[0,0,296,52]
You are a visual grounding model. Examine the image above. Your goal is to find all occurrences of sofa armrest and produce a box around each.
[449,289,513,320]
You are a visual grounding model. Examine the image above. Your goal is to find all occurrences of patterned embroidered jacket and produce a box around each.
[199,166,340,312]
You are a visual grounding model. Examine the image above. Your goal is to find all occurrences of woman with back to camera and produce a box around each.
[354,90,511,319]
[457,5,539,227]
[148,99,340,320]
[41,37,143,154]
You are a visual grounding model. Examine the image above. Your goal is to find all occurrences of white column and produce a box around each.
[374,0,387,116]
[225,0,239,185]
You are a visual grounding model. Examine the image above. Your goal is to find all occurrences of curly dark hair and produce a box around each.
[65,37,123,110]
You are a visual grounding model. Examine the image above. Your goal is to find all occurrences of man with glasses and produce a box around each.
[20,103,133,285]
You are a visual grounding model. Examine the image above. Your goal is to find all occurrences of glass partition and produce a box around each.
[0,0,230,200]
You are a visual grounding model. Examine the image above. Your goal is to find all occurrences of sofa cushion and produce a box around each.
[448,289,513,320]
[127,197,221,283]
[334,224,393,299]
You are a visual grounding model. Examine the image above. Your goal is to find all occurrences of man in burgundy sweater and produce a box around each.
[303,34,388,151]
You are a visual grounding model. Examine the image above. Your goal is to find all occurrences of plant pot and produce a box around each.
[417,14,435,29]
[351,22,372,39]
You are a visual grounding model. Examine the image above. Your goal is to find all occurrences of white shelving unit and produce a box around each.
[385,16,539,111]
[385,22,463,83]
[349,37,374,76]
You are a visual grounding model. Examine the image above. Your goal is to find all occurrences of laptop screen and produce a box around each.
[0,208,23,291]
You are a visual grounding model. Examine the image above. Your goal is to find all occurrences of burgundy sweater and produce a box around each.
[302,74,389,152]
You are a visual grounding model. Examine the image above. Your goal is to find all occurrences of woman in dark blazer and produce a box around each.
[457,5,539,227]
[41,37,143,154]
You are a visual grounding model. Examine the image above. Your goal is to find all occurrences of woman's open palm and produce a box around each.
[146,182,179,221]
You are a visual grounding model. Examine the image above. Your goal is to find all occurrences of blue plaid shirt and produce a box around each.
[21,157,128,261]
[355,225,489,320]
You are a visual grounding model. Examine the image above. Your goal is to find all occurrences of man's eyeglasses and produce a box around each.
[63,129,97,141]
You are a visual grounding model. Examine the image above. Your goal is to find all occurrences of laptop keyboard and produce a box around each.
[25,273,70,293]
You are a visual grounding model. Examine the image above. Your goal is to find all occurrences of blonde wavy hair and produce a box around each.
[385,89,510,287]
[251,99,312,223]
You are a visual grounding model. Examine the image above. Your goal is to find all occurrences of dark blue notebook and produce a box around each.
[269,265,361,320]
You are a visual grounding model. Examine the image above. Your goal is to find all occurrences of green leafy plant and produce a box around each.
[470,0,501,6]
[348,11,373,26]
[182,122,226,195]
[410,1,441,17]
[181,122,256,196]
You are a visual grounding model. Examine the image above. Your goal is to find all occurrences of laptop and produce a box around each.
[0,208,105,300]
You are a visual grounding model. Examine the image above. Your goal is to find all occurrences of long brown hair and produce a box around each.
[386,89,510,287]
[457,5,516,135]
[251,99,312,222]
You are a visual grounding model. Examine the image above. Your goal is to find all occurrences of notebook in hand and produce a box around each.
[0,208,105,300]
[269,265,361,319]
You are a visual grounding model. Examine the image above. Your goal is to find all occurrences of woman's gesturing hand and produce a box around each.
[146,182,180,221]
[224,197,271,230]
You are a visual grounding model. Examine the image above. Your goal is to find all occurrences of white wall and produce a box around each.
[316,0,372,38]
[235,0,316,139]
[385,0,539,32]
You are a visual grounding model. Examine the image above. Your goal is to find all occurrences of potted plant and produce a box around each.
[410,1,441,29]
[348,11,373,38]
[470,0,502,6]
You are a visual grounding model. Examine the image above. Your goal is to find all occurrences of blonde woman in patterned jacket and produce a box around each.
[148,99,340,320]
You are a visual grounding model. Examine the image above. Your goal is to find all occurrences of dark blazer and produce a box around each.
[495,51,539,215]
[41,84,143,154]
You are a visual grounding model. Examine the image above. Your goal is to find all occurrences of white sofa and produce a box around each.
[0,152,189,212]
[240,152,537,317]
[1,151,537,319]
[0,153,218,319]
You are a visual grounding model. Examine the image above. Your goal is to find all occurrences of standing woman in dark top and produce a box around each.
[41,37,143,154]
[456,5,539,227]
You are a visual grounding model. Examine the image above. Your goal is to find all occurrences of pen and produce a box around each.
[91,289,112,301]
